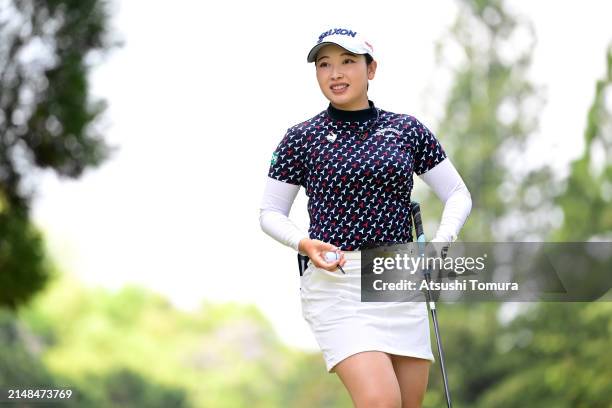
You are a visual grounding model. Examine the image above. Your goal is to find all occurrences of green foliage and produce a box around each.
[0,309,97,407]
[553,44,612,241]
[93,368,188,408]
[0,207,48,310]
[474,303,612,408]
[419,302,612,408]
[278,352,353,407]
[0,309,55,387]
[0,0,115,309]
[1,306,188,407]
[16,274,352,407]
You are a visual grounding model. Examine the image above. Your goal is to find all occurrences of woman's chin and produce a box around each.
[327,93,356,108]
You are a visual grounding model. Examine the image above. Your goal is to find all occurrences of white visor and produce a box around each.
[307,28,374,63]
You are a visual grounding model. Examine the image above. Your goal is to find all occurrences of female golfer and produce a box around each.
[260,27,472,408]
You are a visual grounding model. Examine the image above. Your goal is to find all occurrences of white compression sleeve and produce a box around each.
[259,177,309,252]
[418,158,472,242]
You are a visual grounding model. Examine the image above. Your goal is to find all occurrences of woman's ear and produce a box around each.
[367,60,377,80]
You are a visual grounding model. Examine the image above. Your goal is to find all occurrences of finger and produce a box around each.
[311,253,338,270]
[320,241,338,252]
[319,260,342,273]
[327,256,344,273]
[320,262,340,272]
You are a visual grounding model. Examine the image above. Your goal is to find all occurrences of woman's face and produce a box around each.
[315,44,377,110]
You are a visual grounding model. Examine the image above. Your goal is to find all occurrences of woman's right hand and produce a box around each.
[298,238,346,273]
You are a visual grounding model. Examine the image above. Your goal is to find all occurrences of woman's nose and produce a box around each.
[331,69,344,80]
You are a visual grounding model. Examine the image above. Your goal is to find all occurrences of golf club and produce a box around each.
[410,201,453,408]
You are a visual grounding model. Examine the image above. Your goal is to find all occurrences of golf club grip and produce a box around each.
[410,201,424,239]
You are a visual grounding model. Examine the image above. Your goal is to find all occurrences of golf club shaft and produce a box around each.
[423,271,453,408]
[411,201,453,408]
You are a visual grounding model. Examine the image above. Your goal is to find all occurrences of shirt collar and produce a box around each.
[327,100,377,122]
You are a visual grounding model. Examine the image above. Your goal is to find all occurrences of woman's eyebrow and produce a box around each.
[316,52,358,63]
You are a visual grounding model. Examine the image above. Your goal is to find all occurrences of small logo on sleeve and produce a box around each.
[326,132,337,142]
[270,152,279,165]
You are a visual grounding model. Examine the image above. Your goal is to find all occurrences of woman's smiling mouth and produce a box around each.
[330,83,349,94]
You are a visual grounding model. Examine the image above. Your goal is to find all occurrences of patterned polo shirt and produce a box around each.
[267,100,447,251]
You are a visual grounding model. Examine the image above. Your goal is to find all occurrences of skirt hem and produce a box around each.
[327,347,436,373]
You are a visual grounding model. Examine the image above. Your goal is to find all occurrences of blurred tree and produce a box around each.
[1,308,189,407]
[421,1,612,407]
[99,368,188,408]
[279,352,353,407]
[0,308,97,407]
[475,302,612,408]
[0,0,115,309]
[19,276,300,407]
[422,301,612,408]
[424,0,558,241]
[552,44,612,241]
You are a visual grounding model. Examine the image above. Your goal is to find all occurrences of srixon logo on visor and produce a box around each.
[317,28,357,43]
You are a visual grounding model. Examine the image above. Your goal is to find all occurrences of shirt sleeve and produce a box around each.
[259,176,309,253]
[418,158,472,242]
[410,117,448,175]
[267,127,306,186]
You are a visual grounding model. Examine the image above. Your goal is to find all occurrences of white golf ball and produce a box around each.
[324,251,339,262]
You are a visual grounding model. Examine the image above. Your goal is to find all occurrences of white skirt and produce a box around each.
[300,250,435,373]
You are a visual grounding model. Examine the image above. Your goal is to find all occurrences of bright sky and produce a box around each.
[31,0,612,351]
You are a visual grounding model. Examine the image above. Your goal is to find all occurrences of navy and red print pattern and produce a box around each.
[268,103,447,251]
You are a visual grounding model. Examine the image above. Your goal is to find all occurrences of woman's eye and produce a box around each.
[319,62,328,68]
[343,59,355,64]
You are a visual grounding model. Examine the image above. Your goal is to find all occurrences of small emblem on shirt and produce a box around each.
[270,151,278,165]
[326,132,337,143]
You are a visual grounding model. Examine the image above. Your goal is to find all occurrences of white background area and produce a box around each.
[31,0,612,350]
